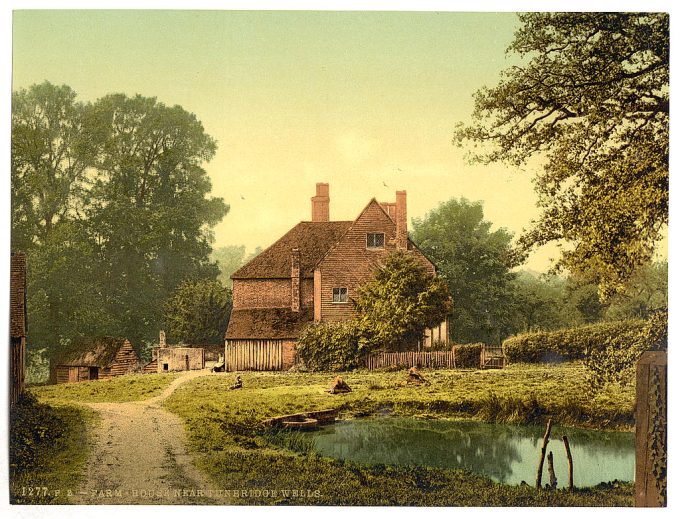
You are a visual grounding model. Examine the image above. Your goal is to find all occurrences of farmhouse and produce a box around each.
[52,337,139,384]
[224,183,448,371]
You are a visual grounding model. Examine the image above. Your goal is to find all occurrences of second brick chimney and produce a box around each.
[395,190,407,250]
[291,248,301,312]
[311,183,330,222]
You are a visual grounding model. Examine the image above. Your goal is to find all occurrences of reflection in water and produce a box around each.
[303,418,634,488]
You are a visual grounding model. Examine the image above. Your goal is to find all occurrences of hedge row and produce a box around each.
[453,343,484,368]
[502,319,647,364]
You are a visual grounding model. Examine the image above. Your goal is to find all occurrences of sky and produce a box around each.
[11,9,648,273]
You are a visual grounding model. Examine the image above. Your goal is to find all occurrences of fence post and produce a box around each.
[635,350,667,507]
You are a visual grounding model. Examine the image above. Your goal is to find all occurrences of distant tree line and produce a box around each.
[12,81,230,360]
[411,197,667,345]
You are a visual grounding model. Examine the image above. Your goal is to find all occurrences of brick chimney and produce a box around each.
[159,330,166,349]
[291,248,301,312]
[395,190,407,250]
[311,183,330,222]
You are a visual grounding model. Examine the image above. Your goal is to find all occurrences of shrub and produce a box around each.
[296,321,364,371]
[503,319,646,364]
[584,309,667,389]
[10,392,66,474]
[453,343,484,368]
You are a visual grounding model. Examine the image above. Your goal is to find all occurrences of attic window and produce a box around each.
[332,287,348,303]
[366,232,385,249]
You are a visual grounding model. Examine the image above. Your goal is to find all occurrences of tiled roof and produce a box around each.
[55,337,131,367]
[10,252,27,338]
[225,308,313,339]
[231,221,352,279]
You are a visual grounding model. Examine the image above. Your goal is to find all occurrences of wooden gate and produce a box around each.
[225,340,284,371]
[480,345,506,369]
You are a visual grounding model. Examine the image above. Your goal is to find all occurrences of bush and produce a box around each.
[296,321,365,371]
[10,392,66,474]
[503,319,646,364]
[584,309,667,389]
[453,343,484,368]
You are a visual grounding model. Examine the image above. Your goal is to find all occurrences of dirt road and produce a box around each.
[73,370,223,505]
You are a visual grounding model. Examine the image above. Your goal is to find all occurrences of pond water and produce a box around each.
[301,418,634,488]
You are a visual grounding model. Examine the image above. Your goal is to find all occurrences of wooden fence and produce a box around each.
[363,351,457,370]
[225,339,285,371]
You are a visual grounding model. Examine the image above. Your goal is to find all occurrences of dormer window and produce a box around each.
[366,232,385,249]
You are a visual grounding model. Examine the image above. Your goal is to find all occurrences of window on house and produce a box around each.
[366,232,385,249]
[332,287,348,303]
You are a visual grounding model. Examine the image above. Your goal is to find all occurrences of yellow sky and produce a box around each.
[14,10,665,272]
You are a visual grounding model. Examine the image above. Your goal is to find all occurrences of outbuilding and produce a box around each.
[52,337,139,384]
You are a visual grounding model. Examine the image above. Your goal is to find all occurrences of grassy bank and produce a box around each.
[31,372,182,405]
[163,363,634,506]
[10,392,99,504]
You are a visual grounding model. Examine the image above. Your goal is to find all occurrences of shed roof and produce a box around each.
[10,252,27,338]
[225,308,313,339]
[55,337,134,367]
[231,221,352,279]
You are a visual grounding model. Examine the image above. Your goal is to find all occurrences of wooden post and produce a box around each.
[535,418,552,489]
[547,451,557,490]
[562,435,574,490]
[635,350,667,507]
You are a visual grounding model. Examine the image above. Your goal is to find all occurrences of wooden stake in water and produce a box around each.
[562,435,574,490]
[536,418,553,489]
[547,451,557,489]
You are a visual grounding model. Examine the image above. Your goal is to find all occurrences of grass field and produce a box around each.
[161,362,635,506]
[31,371,182,405]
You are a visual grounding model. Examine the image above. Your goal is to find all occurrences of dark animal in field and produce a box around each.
[406,367,430,386]
[328,376,352,394]
[230,375,243,390]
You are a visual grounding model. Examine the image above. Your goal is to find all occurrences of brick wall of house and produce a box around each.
[282,340,297,369]
[232,278,314,310]
[318,200,435,323]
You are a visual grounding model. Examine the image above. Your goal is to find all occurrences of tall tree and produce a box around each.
[11,81,97,250]
[455,13,669,298]
[86,93,229,346]
[411,198,516,344]
[11,84,229,355]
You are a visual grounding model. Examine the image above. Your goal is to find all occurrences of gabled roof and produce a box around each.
[10,252,27,338]
[225,308,314,339]
[55,337,134,367]
[231,221,352,279]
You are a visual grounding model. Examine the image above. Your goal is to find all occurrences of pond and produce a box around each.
[296,418,634,488]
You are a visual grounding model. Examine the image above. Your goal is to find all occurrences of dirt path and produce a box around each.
[73,370,223,505]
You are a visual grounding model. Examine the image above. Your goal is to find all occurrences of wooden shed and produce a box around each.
[52,337,139,384]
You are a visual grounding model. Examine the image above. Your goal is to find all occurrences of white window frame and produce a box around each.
[366,232,385,249]
[332,287,348,303]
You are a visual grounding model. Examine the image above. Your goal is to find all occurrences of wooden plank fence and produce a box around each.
[364,351,457,370]
[225,339,284,371]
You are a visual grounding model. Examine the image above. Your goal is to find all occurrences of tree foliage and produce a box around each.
[455,13,669,298]
[11,81,229,355]
[163,279,232,344]
[411,197,516,344]
[354,250,452,351]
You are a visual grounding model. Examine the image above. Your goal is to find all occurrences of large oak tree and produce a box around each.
[455,13,669,299]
